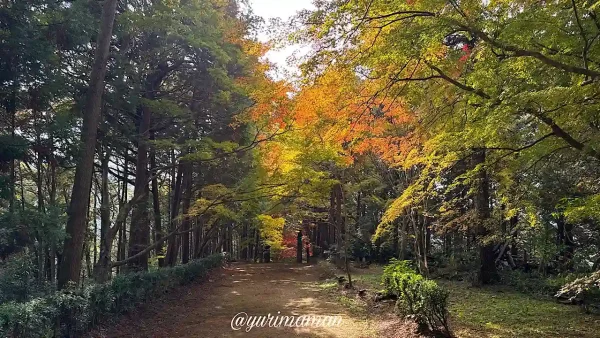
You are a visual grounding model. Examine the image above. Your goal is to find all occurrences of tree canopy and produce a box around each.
[2,1,600,329]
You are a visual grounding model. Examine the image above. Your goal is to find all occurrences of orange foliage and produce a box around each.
[234,40,294,128]
[291,67,417,165]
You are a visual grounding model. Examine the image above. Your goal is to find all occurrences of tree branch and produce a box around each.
[482,132,555,153]
[532,111,600,160]
[425,61,491,99]
[466,25,600,79]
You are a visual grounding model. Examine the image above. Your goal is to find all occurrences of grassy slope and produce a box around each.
[323,266,600,338]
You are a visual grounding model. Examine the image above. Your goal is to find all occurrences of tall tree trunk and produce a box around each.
[48,131,57,284]
[166,161,184,266]
[93,184,98,266]
[241,223,248,260]
[328,188,336,248]
[297,230,303,263]
[410,209,427,275]
[333,182,352,287]
[558,216,576,271]
[473,149,498,285]
[58,0,118,289]
[117,153,128,275]
[180,163,192,264]
[255,229,262,262]
[127,57,183,271]
[127,102,152,271]
[150,144,164,267]
[422,200,430,273]
[93,150,112,282]
[8,74,17,213]
[399,215,407,260]
[32,96,46,282]
[84,240,92,281]
[19,164,24,211]
[193,216,203,259]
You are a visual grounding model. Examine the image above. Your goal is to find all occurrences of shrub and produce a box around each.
[0,254,223,337]
[382,260,450,335]
[418,280,450,334]
[0,252,37,303]
[555,270,600,313]
[382,258,415,294]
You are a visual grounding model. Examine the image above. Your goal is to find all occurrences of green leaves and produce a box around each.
[0,255,223,337]
[381,259,450,333]
[290,0,600,240]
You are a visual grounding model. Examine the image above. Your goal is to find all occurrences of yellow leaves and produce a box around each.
[564,194,600,223]
[200,184,232,199]
[591,1,600,10]
[239,38,271,60]
[374,185,421,242]
[422,43,448,62]
[256,214,286,250]
[380,182,424,226]
[186,185,232,220]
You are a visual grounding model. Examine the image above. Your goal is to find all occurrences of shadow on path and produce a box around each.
[89,263,377,338]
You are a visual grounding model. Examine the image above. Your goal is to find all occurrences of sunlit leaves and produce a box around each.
[256,214,285,250]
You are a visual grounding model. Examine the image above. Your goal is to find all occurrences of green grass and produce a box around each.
[317,281,338,290]
[442,281,600,338]
[320,265,600,338]
[337,294,367,315]
[315,279,370,316]
[351,271,384,291]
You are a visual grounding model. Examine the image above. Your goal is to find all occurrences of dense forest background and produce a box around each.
[2,0,600,335]
[0,0,291,295]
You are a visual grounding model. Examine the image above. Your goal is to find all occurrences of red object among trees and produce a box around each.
[280,232,312,259]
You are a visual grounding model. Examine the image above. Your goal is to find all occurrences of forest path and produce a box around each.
[90,262,405,338]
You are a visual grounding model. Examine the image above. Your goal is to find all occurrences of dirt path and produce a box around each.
[90,263,387,338]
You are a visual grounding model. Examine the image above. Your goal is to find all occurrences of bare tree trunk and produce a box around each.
[85,242,92,281]
[473,149,498,285]
[93,183,98,266]
[329,188,336,247]
[48,132,57,283]
[333,182,352,287]
[127,100,153,271]
[166,161,184,266]
[296,230,303,263]
[19,164,24,211]
[422,201,430,274]
[241,223,248,260]
[58,0,119,289]
[93,149,112,282]
[32,97,46,282]
[193,216,203,259]
[255,229,262,262]
[399,215,407,260]
[392,219,399,257]
[150,144,164,267]
[8,75,17,213]
[252,228,258,262]
[116,153,128,275]
[410,209,427,275]
[180,163,192,264]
